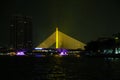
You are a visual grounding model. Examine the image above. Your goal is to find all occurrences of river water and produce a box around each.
[0,56,120,80]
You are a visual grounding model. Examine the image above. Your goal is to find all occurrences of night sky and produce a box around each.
[0,0,120,47]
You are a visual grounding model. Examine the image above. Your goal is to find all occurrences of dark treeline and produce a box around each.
[84,33,120,54]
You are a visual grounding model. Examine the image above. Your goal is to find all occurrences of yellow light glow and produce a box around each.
[56,27,59,48]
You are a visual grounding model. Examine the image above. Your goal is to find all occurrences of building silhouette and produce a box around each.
[10,15,33,49]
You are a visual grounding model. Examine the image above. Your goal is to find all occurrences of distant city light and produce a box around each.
[35,48,43,50]
[115,37,119,40]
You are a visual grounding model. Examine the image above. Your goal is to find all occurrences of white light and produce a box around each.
[35,48,43,50]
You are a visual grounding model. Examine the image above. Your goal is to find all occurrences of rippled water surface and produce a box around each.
[0,56,120,80]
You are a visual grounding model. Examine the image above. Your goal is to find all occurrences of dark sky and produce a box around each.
[0,0,120,47]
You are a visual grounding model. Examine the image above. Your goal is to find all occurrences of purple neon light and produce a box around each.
[60,52,68,55]
[16,52,25,56]
[57,48,68,56]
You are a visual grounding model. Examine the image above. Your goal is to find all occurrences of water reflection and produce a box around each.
[104,57,119,62]
[33,57,66,80]
[47,57,66,79]
[1,56,120,80]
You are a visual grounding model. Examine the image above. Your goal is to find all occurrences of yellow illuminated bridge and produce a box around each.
[37,27,86,50]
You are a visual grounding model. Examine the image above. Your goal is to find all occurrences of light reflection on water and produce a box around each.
[33,57,66,80]
[33,56,120,80]
[1,56,120,80]
[104,57,119,61]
